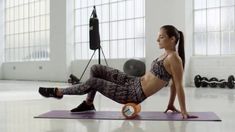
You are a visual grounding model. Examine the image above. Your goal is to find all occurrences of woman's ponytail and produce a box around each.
[161,25,185,69]
[177,31,185,69]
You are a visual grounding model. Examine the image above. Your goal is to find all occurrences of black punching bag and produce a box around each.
[89,6,100,50]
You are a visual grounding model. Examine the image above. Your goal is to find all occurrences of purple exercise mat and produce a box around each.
[34,110,221,121]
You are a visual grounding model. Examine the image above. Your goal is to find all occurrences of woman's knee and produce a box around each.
[90,64,101,76]
[90,64,105,77]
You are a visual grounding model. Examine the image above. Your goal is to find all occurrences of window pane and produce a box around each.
[5,0,50,62]
[221,32,230,54]
[110,41,117,59]
[207,0,220,8]
[88,0,94,7]
[81,8,88,25]
[40,31,45,45]
[81,0,87,8]
[135,0,144,17]
[40,16,46,30]
[29,18,35,32]
[45,0,49,13]
[194,10,206,32]
[19,20,24,33]
[45,15,50,29]
[75,10,81,26]
[15,35,19,48]
[35,17,40,31]
[19,5,23,19]
[24,33,29,46]
[74,0,145,59]
[221,0,235,6]
[207,9,220,31]
[75,44,82,59]
[15,21,19,34]
[117,40,126,58]
[81,43,89,59]
[29,3,35,17]
[101,23,109,41]
[75,0,81,9]
[110,3,117,21]
[118,21,125,39]
[40,0,46,15]
[100,41,109,58]
[24,19,29,32]
[81,26,88,42]
[194,0,206,9]
[24,0,29,4]
[8,22,12,34]
[230,32,235,54]
[35,2,40,16]
[19,34,23,47]
[9,0,14,7]
[126,0,134,19]
[101,4,109,22]
[126,20,134,38]
[135,18,144,38]
[207,32,220,55]
[95,0,102,5]
[194,33,207,55]
[102,0,109,4]
[110,22,117,39]
[221,7,234,31]
[126,39,135,58]
[135,38,144,57]
[24,4,29,18]
[15,7,19,20]
[118,2,125,20]
[75,27,82,43]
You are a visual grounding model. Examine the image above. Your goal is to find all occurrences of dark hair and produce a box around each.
[161,25,185,69]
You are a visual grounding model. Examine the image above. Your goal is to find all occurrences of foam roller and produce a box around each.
[122,103,141,119]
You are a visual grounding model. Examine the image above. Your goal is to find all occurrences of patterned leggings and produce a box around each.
[61,64,146,104]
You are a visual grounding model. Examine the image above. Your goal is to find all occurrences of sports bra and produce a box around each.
[150,55,172,82]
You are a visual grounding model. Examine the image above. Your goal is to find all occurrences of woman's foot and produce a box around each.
[70,100,96,113]
[38,87,63,99]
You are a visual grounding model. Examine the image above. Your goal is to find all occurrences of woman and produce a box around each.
[39,25,197,119]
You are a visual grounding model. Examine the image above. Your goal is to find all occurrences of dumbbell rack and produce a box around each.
[194,75,235,89]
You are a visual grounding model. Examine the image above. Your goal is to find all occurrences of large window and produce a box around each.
[74,0,145,60]
[194,0,235,55]
[5,0,50,62]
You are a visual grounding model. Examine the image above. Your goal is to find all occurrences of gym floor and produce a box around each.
[0,80,234,132]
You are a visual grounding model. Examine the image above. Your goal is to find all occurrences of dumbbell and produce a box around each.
[194,75,226,88]
[68,74,80,85]
[194,75,210,88]
[218,79,226,88]
[227,75,235,89]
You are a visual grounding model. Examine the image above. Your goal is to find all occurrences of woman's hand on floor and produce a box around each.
[164,105,180,113]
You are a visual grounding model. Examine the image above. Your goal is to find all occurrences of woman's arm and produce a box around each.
[168,54,194,118]
[164,81,180,113]
[168,82,177,106]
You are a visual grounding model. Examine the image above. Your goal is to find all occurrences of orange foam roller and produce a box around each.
[122,103,141,119]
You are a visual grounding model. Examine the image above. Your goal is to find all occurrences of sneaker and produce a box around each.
[38,87,63,99]
[71,101,96,113]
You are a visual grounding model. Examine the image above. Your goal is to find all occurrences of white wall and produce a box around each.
[0,0,4,79]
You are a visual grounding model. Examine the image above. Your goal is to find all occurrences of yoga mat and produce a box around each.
[35,110,221,121]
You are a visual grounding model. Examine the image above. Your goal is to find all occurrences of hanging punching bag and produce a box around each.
[89,6,100,50]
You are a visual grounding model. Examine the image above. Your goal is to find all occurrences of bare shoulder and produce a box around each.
[167,52,182,64]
